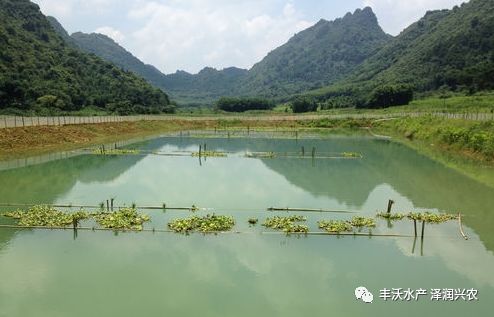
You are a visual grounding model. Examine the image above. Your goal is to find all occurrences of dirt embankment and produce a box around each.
[0,119,308,160]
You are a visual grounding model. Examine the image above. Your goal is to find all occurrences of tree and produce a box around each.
[366,85,413,108]
[290,97,318,113]
[216,97,275,112]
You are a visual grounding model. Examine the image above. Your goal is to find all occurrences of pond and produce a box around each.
[0,133,493,316]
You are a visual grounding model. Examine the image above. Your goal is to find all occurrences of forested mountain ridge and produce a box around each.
[70,31,168,90]
[159,67,248,106]
[53,7,391,106]
[308,0,494,107]
[47,17,247,106]
[237,7,392,98]
[0,0,174,115]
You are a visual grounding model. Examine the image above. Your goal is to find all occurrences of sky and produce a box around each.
[32,0,466,74]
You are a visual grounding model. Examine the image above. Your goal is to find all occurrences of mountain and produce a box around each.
[46,16,76,46]
[161,7,391,104]
[237,7,392,98]
[160,67,248,106]
[69,31,168,90]
[0,0,174,115]
[46,19,246,106]
[309,0,494,105]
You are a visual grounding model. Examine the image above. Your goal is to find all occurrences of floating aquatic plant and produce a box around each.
[168,214,235,233]
[407,212,457,224]
[318,220,353,233]
[262,216,308,234]
[92,208,150,231]
[376,212,406,220]
[2,205,74,227]
[348,216,376,228]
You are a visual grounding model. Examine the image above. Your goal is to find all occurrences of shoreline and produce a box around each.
[1,117,493,188]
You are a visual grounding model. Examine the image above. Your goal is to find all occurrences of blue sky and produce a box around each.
[32,0,466,74]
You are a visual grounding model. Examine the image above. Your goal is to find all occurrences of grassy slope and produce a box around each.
[373,116,494,187]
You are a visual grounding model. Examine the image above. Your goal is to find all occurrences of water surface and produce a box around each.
[0,135,493,316]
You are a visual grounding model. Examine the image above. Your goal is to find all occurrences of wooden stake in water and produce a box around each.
[414,219,417,237]
[110,198,114,211]
[301,146,305,157]
[199,145,202,157]
[421,220,425,239]
[106,200,110,212]
[386,200,395,214]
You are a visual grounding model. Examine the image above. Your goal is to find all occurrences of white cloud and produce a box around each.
[95,26,126,43]
[127,1,313,74]
[34,0,74,18]
[363,0,466,35]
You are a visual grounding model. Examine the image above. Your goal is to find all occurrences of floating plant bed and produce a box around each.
[168,215,235,233]
[262,216,309,234]
[318,216,376,234]
[1,205,150,231]
[2,205,89,227]
[376,212,458,223]
[92,208,150,231]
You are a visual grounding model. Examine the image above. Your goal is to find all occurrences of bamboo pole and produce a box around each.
[0,224,415,237]
[267,207,356,213]
[0,203,202,211]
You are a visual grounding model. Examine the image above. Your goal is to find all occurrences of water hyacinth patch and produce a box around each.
[349,216,376,228]
[2,205,75,227]
[262,216,308,234]
[376,212,406,220]
[407,212,458,224]
[318,220,353,234]
[92,208,150,231]
[168,215,235,233]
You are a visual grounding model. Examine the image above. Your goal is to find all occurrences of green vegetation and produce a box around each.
[262,216,309,234]
[0,0,174,115]
[306,0,494,108]
[318,220,353,233]
[376,211,457,224]
[237,7,391,99]
[407,212,458,224]
[92,208,150,231]
[216,97,275,112]
[375,116,494,161]
[161,68,248,106]
[2,205,88,227]
[348,216,376,228]
[290,97,318,113]
[367,85,414,108]
[393,92,494,114]
[318,217,376,233]
[168,215,235,233]
[376,212,406,221]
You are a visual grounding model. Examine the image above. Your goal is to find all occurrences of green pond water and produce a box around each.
[0,133,493,317]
